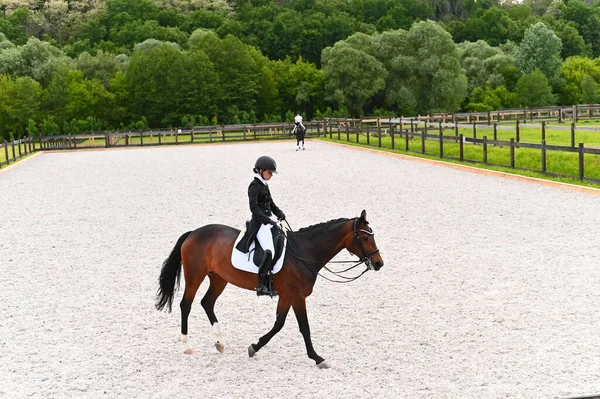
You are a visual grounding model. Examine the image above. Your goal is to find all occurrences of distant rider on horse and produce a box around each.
[294,111,306,151]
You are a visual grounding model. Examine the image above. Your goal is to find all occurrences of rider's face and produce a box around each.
[262,170,273,180]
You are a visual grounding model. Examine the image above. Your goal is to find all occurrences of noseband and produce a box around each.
[352,218,380,269]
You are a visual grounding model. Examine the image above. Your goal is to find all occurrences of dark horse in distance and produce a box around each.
[155,210,384,368]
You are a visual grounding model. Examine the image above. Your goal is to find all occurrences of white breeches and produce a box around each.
[256,223,275,254]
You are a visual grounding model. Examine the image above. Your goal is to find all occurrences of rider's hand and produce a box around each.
[277,212,286,221]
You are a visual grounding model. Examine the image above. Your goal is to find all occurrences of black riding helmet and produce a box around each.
[253,156,277,174]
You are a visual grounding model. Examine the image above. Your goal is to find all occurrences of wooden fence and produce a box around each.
[323,118,600,185]
[0,137,37,169]
[34,121,323,151]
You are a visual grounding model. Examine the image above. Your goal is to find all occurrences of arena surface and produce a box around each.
[1,140,600,399]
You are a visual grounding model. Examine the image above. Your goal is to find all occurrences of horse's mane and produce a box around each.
[295,218,351,233]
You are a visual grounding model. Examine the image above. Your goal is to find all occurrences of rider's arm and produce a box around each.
[249,184,274,224]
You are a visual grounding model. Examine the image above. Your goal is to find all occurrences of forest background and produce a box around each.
[1,0,600,140]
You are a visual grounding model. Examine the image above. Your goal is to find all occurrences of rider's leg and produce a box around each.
[255,224,277,296]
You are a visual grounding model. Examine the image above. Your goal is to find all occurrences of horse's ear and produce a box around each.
[359,209,367,222]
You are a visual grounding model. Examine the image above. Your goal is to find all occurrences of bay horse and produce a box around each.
[155,210,383,368]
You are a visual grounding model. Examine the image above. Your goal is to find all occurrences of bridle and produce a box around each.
[281,217,380,283]
[351,217,380,271]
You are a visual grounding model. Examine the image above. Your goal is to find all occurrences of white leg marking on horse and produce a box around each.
[181,334,194,354]
[317,361,330,369]
[213,322,225,353]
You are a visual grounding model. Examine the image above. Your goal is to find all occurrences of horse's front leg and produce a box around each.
[292,297,329,368]
[248,296,290,357]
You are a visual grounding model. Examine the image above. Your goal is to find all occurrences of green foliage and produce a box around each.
[126,44,218,126]
[516,70,555,107]
[322,41,387,117]
[3,0,600,129]
[517,22,563,87]
[580,74,598,104]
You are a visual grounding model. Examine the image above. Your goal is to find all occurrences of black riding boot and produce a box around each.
[256,250,277,297]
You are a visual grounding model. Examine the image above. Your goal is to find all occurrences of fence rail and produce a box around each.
[0,137,37,169]
[323,118,600,185]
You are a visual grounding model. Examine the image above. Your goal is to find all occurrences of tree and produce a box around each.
[0,38,69,86]
[517,22,563,88]
[9,76,43,137]
[72,50,123,88]
[321,41,387,117]
[515,70,555,107]
[580,74,597,104]
[126,44,218,126]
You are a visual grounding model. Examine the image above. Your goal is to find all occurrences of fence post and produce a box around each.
[391,123,395,150]
[222,125,225,142]
[574,105,579,123]
[493,123,498,141]
[571,123,575,148]
[454,120,458,137]
[579,143,584,180]
[439,129,444,158]
[337,123,341,140]
[541,121,545,142]
[515,120,520,143]
[316,122,320,137]
[483,136,488,164]
[472,122,477,140]
[366,125,370,145]
[378,124,382,147]
[421,127,426,154]
[555,107,560,123]
[510,138,515,168]
[459,134,464,161]
[4,141,8,165]
[346,123,349,141]
[541,139,546,174]
[405,128,409,151]
[410,119,414,133]
[356,125,359,143]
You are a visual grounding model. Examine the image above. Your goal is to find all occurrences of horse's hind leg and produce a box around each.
[248,296,291,357]
[200,274,228,353]
[180,272,206,354]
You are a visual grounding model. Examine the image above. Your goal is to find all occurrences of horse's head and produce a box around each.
[347,210,384,271]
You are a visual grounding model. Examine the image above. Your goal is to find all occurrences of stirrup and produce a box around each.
[256,284,277,297]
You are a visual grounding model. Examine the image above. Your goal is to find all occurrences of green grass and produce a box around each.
[322,131,600,188]
[0,141,39,168]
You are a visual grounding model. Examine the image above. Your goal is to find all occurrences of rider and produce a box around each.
[235,156,286,297]
[294,111,306,151]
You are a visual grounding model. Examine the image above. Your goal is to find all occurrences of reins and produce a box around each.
[279,220,373,283]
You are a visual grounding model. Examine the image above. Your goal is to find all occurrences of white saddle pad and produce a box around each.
[231,229,287,275]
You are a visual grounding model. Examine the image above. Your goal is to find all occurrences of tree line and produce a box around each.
[1,0,600,140]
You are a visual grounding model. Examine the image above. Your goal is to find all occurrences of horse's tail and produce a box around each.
[155,231,192,312]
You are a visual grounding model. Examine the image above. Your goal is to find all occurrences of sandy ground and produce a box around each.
[1,140,600,399]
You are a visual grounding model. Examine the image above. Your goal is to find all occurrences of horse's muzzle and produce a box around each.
[373,261,384,271]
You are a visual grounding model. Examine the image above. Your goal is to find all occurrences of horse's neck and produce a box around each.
[291,220,351,271]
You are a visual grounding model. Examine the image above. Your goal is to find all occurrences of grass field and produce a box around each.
[323,131,600,188]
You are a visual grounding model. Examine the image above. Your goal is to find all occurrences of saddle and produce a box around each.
[231,223,287,274]
[247,221,285,266]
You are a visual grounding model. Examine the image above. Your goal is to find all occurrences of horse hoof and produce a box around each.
[248,344,256,357]
[215,341,224,353]
[317,360,330,369]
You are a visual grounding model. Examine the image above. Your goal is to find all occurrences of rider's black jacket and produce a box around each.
[235,177,284,253]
